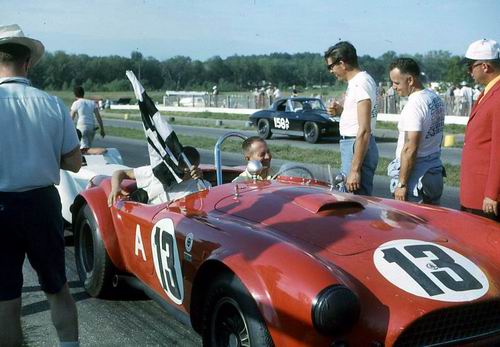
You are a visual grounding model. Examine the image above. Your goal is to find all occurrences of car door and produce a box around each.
[271,99,290,133]
[286,99,305,133]
[112,201,164,282]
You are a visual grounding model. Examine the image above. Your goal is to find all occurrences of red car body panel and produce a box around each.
[76,170,500,346]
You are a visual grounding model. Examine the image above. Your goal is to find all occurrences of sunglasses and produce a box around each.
[467,61,483,73]
[327,60,341,71]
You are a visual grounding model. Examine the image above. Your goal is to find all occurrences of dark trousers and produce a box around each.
[460,205,500,223]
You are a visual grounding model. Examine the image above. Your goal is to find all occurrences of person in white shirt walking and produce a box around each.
[387,58,445,204]
[324,41,379,195]
[70,85,105,150]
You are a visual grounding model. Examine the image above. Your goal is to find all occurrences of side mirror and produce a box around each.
[333,173,347,192]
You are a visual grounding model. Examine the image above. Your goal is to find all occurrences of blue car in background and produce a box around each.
[249,97,340,143]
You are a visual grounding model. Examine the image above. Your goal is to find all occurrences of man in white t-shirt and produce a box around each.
[108,146,210,206]
[70,86,105,149]
[387,58,445,204]
[324,41,379,195]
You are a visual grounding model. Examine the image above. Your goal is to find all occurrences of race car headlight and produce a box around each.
[311,284,360,335]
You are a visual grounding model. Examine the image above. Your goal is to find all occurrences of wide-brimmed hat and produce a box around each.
[0,24,45,66]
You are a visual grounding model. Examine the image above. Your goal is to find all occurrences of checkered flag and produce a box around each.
[126,70,189,187]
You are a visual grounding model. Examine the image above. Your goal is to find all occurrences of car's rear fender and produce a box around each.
[72,181,126,270]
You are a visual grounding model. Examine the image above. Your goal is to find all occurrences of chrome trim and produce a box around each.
[214,132,248,186]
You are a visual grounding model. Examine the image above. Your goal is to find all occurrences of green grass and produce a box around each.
[106,126,460,187]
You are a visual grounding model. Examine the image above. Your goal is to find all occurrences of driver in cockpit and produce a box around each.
[232,136,273,182]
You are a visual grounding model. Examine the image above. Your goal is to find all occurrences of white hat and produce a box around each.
[0,24,45,66]
[465,39,500,61]
[212,85,217,89]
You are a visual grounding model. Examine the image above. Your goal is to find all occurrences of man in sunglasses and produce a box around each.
[324,41,379,195]
[460,39,500,222]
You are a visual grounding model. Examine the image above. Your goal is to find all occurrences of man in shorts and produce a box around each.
[70,85,106,150]
[0,24,81,346]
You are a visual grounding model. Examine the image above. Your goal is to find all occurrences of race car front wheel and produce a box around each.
[257,119,272,139]
[74,204,115,298]
[304,122,320,144]
[202,272,274,347]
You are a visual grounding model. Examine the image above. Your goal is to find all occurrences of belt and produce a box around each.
[340,135,356,140]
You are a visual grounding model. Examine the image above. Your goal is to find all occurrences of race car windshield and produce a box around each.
[305,99,326,111]
[274,162,340,185]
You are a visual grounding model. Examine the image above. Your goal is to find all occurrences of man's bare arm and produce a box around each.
[108,169,135,206]
[395,131,420,201]
[61,146,82,173]
[94,108,105,137]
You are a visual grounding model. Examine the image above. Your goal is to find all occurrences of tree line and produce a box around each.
[29,50,470,92]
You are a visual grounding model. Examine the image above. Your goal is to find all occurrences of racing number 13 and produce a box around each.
[154,227,182,302]
[382,244,483,296]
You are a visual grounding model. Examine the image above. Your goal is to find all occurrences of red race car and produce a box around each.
[72,132,500,347]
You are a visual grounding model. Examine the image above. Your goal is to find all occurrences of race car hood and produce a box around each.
[215,184,447,256]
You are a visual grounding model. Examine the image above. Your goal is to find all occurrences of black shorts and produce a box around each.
[0,186,67,300]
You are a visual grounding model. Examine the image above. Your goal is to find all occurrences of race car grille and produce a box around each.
[394,300,500,347]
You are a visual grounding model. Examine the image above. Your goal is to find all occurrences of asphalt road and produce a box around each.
[20,135,460,346]
[104,118,464,165]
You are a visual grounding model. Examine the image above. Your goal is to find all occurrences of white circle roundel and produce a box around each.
[374,239,489,302]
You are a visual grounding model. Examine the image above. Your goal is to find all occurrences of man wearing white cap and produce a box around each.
[460,39,500,222]
[0,24,81,345]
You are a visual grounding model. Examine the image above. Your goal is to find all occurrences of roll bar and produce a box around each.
[214,132,248,186]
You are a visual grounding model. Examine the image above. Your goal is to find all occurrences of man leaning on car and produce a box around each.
[387,58,446,205]
[0,24,81,346]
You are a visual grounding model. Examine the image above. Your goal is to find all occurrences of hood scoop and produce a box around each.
[276,188,364,215]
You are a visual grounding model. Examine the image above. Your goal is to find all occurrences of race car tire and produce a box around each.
[74,204,115,298]
[257,119,272,139]
[304,122,320,143]
[202,272,274,347]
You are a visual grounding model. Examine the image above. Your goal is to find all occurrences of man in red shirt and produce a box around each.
[460,39,500,222]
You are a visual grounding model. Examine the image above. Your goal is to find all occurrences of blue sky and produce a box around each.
[3,0,499,60]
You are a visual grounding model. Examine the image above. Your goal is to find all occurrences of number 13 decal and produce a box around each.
[151,218,184,305]
[374,240,489,302]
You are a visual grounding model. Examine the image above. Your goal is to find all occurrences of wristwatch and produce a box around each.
[397,181,407,188]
